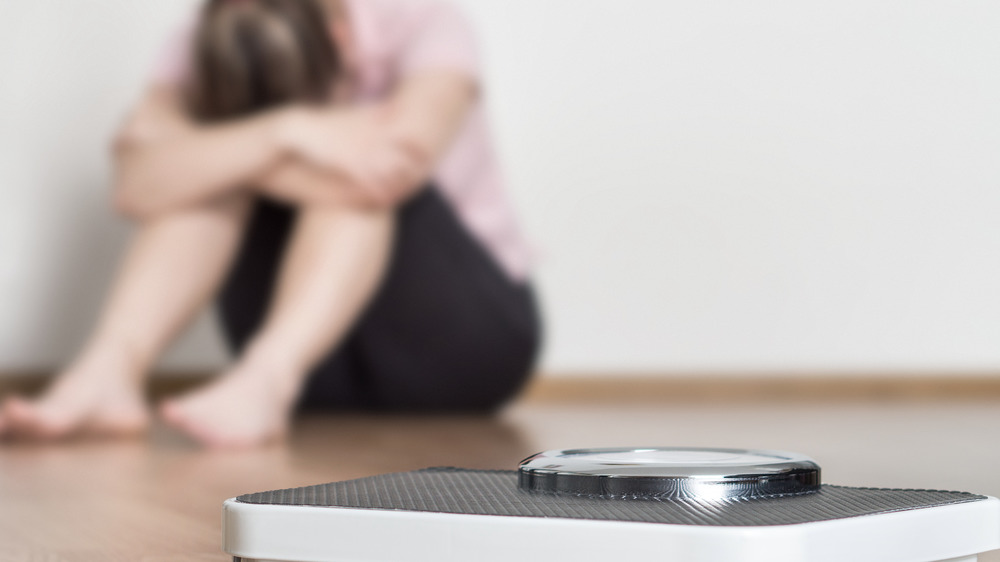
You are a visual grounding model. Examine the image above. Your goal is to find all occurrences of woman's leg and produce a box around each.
[160,202,394,447]
[204,187,540,418]
[346,188,541,412]
[0,195,251,439]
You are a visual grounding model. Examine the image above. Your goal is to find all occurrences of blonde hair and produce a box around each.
[187,0,341,122]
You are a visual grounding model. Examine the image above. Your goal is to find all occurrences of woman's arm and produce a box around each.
[115,69,476,215]
[257,158,375,209]
[113,87,290,219]
[279,69,477,207]
[384,70,477,172]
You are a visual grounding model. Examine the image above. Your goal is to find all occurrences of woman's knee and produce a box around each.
[295,200,396,237]
[114,191,254,227]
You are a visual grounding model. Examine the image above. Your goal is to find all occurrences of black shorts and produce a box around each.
[216,187,542,412]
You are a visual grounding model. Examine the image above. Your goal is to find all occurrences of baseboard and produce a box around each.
[0,372,213,400]
[3,372,1000,404]
[519,374,1000,403]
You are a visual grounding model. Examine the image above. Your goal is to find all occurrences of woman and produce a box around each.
[0,0,540,447]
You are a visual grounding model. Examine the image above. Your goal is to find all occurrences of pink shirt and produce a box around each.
[154,0,531,281]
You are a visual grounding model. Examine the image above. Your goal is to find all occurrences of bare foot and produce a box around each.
[159,359,302,449]
[0,353,150,441]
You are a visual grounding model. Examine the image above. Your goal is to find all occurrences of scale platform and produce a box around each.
[223,448,1000,562]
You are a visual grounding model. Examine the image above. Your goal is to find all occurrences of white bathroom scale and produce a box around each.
[222,447,1000,562]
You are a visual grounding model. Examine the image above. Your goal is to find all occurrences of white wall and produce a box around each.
[1,1,998,375]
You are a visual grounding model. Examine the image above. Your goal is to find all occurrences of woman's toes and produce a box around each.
[3,398,67,440]
[161,405,226,448]
[159,399,197,436]
[89,412,149,438]
[158,400,179,426]
[3,397,40,435]
[194,426,234,449]
[0,387,150,442]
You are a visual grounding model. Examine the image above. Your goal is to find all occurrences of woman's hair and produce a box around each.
[187,0,341,122]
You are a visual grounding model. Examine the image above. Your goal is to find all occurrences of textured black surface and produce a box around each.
[236,468,986,527]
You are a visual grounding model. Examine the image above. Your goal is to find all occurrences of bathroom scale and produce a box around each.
[222,447,1000,562]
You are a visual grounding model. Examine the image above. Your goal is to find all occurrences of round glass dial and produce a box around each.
[518,447,821,500]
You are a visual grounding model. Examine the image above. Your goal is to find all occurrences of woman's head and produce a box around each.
[188,0,340,122]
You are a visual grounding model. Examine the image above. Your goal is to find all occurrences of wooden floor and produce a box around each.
[2,395,1000,561]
